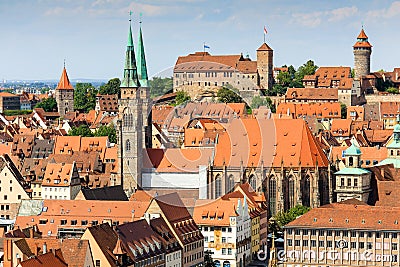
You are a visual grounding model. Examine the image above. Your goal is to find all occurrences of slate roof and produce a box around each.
[80,185,128,201]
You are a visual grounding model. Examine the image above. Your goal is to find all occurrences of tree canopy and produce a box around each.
[34,97,57,112]
[74,83,98,112]
[217,85,243,103]
[250,96,276,113]
[149,77,173,98]
[98,78,121,96]
[94,124,117,143]
[174,90,191,106]
[270,60,318,96]
[340,103,347,119]
[269,205,311,233]
[68,125,94,137]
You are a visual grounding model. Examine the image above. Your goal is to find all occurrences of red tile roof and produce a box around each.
[56,68,74,90]
[257,43,273,51]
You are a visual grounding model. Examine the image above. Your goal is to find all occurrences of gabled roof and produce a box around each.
[87,223,118,267]
[56,67,74,90]
[80,185,128,201]
[19,250,67,267]
[357,28,368,39]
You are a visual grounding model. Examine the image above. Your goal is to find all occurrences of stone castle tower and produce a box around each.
[55,66,74,117]
[256,43,273,91]
[117,18,151,193]
[353,28,372,80]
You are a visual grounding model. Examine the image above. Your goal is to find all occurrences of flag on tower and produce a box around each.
[264,26,268,35]
[204,44,210,49]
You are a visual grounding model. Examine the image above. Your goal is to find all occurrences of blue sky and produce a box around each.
[1,0,400,80]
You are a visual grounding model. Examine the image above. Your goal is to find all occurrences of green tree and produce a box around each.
[387,87,399,94]
[250,96,276,113]
[217,85,243,103]
[94,124,117,143]
[74,83,98,112]
[99,78,121,95]
[271,205,311,232]
[204,250,216,267]
[341,103,347,119]
[294,59,318,85]
[34,97,57,112]
[149,77,173,97]
[68,125,94,137]
[174,90,191,106]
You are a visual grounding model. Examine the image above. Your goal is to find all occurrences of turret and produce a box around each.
[353,28,372,80]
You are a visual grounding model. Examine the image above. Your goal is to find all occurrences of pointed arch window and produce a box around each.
[227,175,235,193]
[269,177,277,216]
[249,174,257,191]
[215,175,222,198]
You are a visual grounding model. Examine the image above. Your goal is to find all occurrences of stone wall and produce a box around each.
[366,94,400,103]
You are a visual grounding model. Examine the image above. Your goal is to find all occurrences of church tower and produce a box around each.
[137,20,152,148]
[256,43,273,92]
[334,142,371,203]
[353,28,372,80]
[117,16,150,193]
[55,65,74,117]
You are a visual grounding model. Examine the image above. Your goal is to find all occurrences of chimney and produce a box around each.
[29,227,34,239]
[43,242,47,254]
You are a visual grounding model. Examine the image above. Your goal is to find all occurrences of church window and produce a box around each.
[288,179,295,209]
[249,174,257,191]
[227,175,235,192]
[215,175,222,198]
[126,139,131,151]
[269,178,276,216]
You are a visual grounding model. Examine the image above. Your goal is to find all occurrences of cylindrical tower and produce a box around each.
[353,28,372,80]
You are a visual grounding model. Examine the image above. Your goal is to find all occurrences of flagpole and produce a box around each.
[203,42,205,53]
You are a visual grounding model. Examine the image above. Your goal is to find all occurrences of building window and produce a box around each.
[295,240,300,246]
[354,179,358,187]
[311,240,316,247]
[228,248,232,255]
[215,175,222,198]
[95,260,100,267]
[222,248,226,255]
[319,240,324,247]
[126,139,131,151]
[269,178,277,216]
[60,219,67,225]
[287,239,292,246]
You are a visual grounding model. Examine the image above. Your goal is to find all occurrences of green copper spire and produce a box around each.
[137,18,149,87]
[121,14,140,88]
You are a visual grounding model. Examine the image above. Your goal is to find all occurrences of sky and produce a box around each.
[1,0,400,81]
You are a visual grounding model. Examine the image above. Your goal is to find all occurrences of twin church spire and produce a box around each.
[121,13,148,88]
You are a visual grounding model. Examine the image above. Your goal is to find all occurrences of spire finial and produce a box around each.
[139,12,143,24]
[129,10,132,22]
[63,59,66,69]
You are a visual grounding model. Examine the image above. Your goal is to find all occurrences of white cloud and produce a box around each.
[328,6,358,22]
[291,6,358,27]
[367,1,400,19]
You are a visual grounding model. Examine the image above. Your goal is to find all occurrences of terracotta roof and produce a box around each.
[277,102,340,119]
[56,67,74,90]
[257,43,273,51]
[0,92,18,97]
[331,146,387,168]
[237,60,257,74]
[213,118,328,168]
[364,129,392,144]
[15,199,149,237]
[42,162,79,187]
[331,119,352,137]
[380,102,400,117]
[60,239,91,267]
[357,28,368,39]
[286,201,400,230]
[87,223,118,267]
[175,52,243,70]
[315,66,351,80]
[19,250,67,267]
[193,198,239,226]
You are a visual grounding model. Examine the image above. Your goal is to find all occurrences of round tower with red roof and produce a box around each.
[353,28,372,80]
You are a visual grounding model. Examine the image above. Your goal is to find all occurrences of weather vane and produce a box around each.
[129,10,132,22]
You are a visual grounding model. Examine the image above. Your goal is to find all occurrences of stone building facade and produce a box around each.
[173,42,274,99]
[55,66,74,117]
[353,28,372,80]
